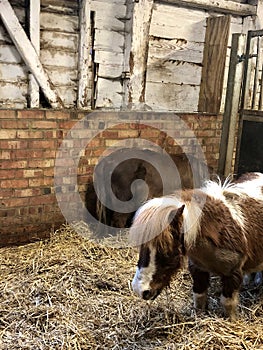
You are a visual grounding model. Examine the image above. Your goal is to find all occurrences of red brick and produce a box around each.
[28,159,54,168]
[0,140,28,149]
[0,110,16,119]
[0,129,17,139]
[31,120,57,129]
[46,110,71,120]
[22,169,43,178]
[14,188,42,197]
[30,140,56,148]
[29,178,45,187]
[44,130,57,138]
[0,160,27,169]
[17,130,43,139]
[0,189,13,199]
[1,179,28,189]
[17,110,45,119]
[0,169,15,179]
[4,197,29,207]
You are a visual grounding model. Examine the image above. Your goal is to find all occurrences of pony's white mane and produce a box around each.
[129,194,204,248]
[129,195,184,246]
[130,173,263,248]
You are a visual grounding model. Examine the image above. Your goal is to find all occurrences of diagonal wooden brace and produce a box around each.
[0,0,63,108]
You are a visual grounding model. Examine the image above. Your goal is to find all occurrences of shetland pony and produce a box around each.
[130,173,263,320]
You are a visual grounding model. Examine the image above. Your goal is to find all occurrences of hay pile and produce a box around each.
[0,224,263,349]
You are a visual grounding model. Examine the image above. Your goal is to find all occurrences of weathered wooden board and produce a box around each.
[40,49,78,68]
[147,61,202,85]
[0,44,22,63]
[46,68,77,86]
[56,86,77,107]
[0,81,27,101]
[94,29,125,54]
[145,81,199,112]
[159,0,256,16]
[41,31,78,51]
[98,63,123,79]
[148,38,204,63]
[198,15,231,114]
[0,62,27,80]
[95,50,124,66]
[95,78,123,108]
[40,12,79,33]
[150,4,207,42]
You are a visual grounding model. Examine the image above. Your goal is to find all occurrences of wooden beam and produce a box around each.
[77,0,91,109]
[198,15,230,114]
[27,0,40,108]
[0,0,63,108]
[158,0,257,16]
[218,33,246,176]
[128,0,154,109]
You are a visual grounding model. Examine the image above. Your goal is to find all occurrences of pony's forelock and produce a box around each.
[130,195,183,247]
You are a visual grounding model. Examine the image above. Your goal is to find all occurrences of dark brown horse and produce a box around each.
[131,172,263,320]
[86,148,211,228]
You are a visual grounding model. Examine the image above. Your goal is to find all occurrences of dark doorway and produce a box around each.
[236,115,263,175]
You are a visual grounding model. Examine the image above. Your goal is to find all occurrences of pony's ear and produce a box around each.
[168,205,185,223]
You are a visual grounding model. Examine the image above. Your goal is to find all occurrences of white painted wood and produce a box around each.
[0,0,63,108]
[41,31,78,51]
[0,44,22,63]
[40,49,78,68]
[147,61,202,85]
[47,68,78,86]
[148,38,204,63]
[28,0,40,108]
[129,0,154,108]
[94,29,125,54]
[98,63,123,79]
[0,63,27,80]
[0,81,27,101]
[95,77,123,108]
[150,4,207,42]
[40,12,79,33]
[145,81,199,111]
[77,0,91,109]
[160,0,256,16]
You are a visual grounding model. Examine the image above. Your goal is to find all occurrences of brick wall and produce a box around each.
[0,110,223,246]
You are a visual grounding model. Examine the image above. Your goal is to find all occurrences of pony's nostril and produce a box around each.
[142,290,152,300]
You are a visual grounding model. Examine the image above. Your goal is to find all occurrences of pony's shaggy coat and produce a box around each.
[131,173,263,320]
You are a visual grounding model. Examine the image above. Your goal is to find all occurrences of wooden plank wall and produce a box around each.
[0,0,257,111]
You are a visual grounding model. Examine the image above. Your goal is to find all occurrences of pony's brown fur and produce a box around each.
[132,173,263,320]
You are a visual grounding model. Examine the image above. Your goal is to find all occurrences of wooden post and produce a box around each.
[128,0,154,109]
[198,16,230,114]
[218,33,246,176]
[77,0,91,109]
[0,0,63,108]
[27,0,40,108]
[158,0,256,16]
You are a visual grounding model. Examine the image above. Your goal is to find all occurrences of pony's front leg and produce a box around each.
[221,270,243,321]
[188,260,210,311]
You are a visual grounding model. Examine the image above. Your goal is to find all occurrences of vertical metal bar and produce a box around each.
[218,33,246,176]
[240,31,252,110]
[252,36,260,109]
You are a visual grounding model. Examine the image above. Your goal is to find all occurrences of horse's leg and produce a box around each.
[221,270,243,321]
[188,260,210,311]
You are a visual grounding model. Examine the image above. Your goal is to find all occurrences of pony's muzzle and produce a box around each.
[142,289,161,301]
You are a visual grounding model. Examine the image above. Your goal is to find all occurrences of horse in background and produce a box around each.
[86,149,211,228]
[131,172,263,320]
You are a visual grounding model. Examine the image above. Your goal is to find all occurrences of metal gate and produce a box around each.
[235,30,263,175]
[219,30,263,176]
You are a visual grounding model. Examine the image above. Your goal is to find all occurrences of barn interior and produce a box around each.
[1,0,263,348]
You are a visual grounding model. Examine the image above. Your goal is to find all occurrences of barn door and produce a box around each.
[235,30,263,175]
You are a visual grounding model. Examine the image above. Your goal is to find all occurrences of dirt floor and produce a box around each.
[0,224,263,349]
